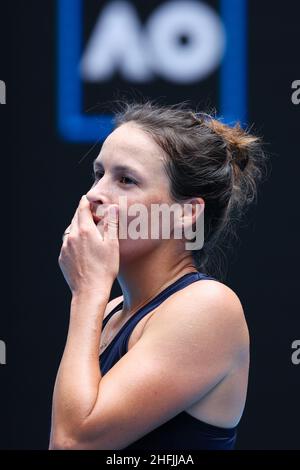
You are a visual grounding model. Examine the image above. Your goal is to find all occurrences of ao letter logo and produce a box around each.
[81,0,225,84]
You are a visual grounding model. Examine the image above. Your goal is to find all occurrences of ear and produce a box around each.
[183,197,205,227]
[172,197,205,250]
[173,197,205,231]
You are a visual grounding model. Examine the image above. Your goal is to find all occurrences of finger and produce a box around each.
[71,206,80,235]
[61,221,71,244]
[77,195,95,230]
[62,204,79,243]
[66,202,80,234]
[103,205,119,242]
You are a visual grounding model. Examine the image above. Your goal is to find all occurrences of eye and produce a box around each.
[92,171,137,185]
[119,176,137,185]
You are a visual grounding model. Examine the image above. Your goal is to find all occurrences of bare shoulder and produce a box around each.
[104,295,124,320]
[144,278,249,363]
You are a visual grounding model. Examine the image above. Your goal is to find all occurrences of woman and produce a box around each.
[49,101,266,450]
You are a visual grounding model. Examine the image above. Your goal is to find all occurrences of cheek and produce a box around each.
[116,187,176,246]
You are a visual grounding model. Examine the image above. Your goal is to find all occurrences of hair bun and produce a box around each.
[201,117,259,172]
[228,146,249,172]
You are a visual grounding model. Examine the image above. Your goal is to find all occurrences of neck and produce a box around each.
[117,241,198,317]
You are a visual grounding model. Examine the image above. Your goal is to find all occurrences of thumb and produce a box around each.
[104,205,119,241]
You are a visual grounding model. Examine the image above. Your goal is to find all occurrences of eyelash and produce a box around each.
[92,171,137,186]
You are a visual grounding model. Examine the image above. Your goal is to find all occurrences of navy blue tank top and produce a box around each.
[99,271,237,450]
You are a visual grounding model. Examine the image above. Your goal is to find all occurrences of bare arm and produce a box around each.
[49,290,111,449]
[50,195,120,449]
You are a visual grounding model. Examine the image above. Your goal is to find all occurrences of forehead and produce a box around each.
[97,123,166,169]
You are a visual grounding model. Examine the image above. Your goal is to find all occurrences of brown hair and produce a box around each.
[114,100,268,280]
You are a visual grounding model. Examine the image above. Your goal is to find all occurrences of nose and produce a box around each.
[86,179,111,214]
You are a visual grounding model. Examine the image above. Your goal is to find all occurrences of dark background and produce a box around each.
[0,0,299,450]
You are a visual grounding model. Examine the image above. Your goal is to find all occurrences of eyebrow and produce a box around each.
[93,159,142,178]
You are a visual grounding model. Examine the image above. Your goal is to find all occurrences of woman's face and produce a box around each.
[86,122,177,262]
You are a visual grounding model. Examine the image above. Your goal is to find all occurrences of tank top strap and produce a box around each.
[103,271,215,330]
[102,301,124,329]
[100,271,216,375]
[120,271,215,355]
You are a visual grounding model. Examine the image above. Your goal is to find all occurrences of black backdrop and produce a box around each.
[0,0,299,450]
